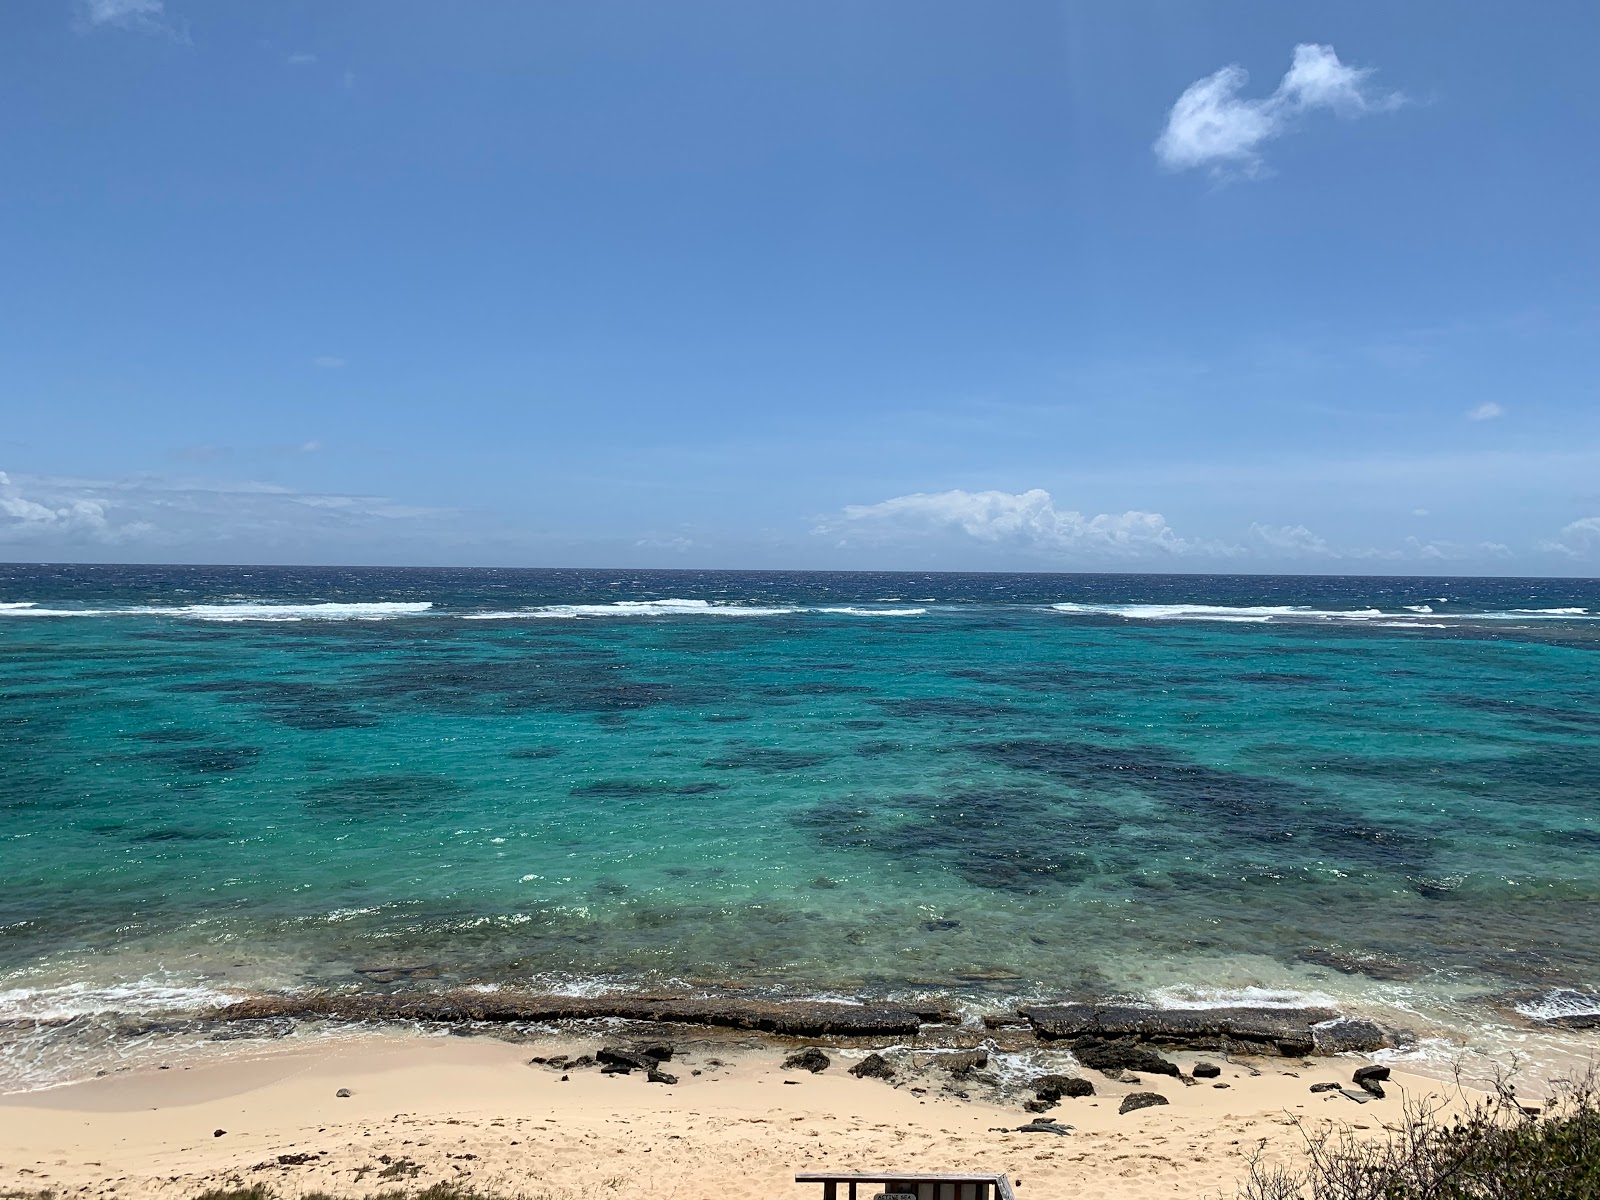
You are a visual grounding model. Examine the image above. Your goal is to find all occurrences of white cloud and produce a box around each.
[1467,401,1505,421]
[286,52,318,66]
[76,0,166,32]
[0,470,448,551]
[313,355,346,369]
[0,471,145,543]
[1155,43,1403,177]
[1412,508,1430,517]
[818,488,1215,559]
[1249,522,1339,557]
[1541,517,1600,557]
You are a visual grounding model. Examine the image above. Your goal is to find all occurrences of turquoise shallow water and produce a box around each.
[3,565,1600,1082]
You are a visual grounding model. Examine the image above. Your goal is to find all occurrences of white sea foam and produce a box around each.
[464,599,923,619]
[0,979,239,1021]
[464,599,802,619]
[0,601,432,622]
[814,606,926,617]
[1143,984,1340,1010]
[1050,602,1386,624]
[1511,988,1600,1021]
[1050,601,1595,626]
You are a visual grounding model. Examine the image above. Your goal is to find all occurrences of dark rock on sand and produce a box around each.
[1015,1119,1072,1135]
[1191,1061,1221,1079]
[1023,1002,1368,1057]
[1310,1082,1341,1093]
[783,1048,831,1074]
[1022,1099,1055,1113]
[849,1053,895,1080]
[335,1088,353,1098]
[211,991,925,1038]
[634,1042,675,1062]
[1069,1036,1180,1078]
[647,1068,678,1085]
[1354,1064,1389,1098]
[1033,1074,1094,1101]
[601,1064,632,1075]
[1119,1092,1170,1115]
[598,1047,660,1071]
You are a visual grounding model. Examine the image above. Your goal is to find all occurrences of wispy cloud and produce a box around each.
[817,488,1221,559]
[75,0,170,34]
[1467,401,1505,421]
[1155,43,1404,178]
[0,469,448,550]
[286,52,318,67]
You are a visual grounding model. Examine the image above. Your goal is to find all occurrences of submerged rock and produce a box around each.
[210,992,925,1038]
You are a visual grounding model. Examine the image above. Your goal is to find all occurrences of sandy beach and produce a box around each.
[0,1030,1466,1200]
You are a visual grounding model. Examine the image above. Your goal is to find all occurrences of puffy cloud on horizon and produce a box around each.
[817,488,1219,559]
[1155,43,1404,177]
[1541,517,1600,557]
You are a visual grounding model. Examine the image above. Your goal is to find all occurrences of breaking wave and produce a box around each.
[0,601,433,622]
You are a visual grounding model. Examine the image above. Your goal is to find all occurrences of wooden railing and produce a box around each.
[796,1173,1017,1200]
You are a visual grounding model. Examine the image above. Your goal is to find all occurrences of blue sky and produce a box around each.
[3,1,1598,572]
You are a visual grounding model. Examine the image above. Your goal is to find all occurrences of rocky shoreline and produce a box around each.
[190,989,1398,1063]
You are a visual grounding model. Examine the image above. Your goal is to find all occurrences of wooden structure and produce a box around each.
[796,1173,1016,1200]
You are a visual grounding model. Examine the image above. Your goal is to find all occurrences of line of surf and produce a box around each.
[1048,602,1594,624]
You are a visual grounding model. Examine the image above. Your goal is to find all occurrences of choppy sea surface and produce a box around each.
[3,564,1599,1089]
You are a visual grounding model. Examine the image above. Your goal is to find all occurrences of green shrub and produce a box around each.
[1241,1073,1600,1200]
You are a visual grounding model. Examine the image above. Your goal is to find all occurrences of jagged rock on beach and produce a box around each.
[1310,1082,1341,1093]
[783,1048,831,1073]
[1022,1099,1055,1113]
[646,1068,678,1085]
[1069,1036,1180,1078]
[1015,1119,1072,1135]
[1119,1092,1170,1115]
[1353,1064,1390,1098]
[598,1047,660,1071]
[1033,1073,1094,1101]
[849,1053,895,1080]
[1191,1061,1221,1079]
